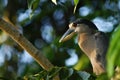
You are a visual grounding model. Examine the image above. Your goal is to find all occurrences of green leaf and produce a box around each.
[28,0,35,9]
[51,0,57,5]
[48,67,62,78]
[96,73,108,80]
[74,0,79,6]
[77,71,90,80]
[24,67,95,80]
[107,24,120,78]
[74,55,90,70]
[73,0,79,13]
[42,46,54,61]
[0,32,8,44]
[59,68,74,79]
[27,0,40,10]
[27,0,40,19]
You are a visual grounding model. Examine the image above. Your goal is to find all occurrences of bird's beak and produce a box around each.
[59,28,75,43]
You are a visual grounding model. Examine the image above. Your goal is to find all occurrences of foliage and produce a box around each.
[24,67,96,80]
[51,0,57,5]
[27,0,40,18]
[107,24,120,77]
[73,0,79,13]
[27,0,40,10]
[0,0,120,80]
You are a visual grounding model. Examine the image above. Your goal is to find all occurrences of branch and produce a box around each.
[0,18,54,70]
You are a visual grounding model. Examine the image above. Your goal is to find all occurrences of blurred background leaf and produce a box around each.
[0,32,8,44]
[74,0,79,13]
[27,0,40,19]
[51,0,57,5]
[107,24,120,78]
[24,67,96,80]
[27,0,40,10]
[0,0,120,80]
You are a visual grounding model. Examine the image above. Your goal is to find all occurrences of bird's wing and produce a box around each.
[94,31,109,63]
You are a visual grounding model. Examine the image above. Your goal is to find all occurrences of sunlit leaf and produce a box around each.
[77,71,91,80]
[28,0,35,9]
[74,55,89,70]
[51,0,57,5]
[96,73,108,80]
[73,0,79,13]
[27,0,40,10]
[107,24,120,78]
[0,32,8,44]
[74,0,79,6]
[27,0,40,19]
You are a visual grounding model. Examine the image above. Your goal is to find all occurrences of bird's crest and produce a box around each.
[73,19,98,30]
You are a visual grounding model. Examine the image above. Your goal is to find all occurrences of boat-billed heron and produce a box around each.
[59,19,109,75]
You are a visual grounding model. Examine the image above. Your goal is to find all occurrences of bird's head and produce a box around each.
[59,19,98,42]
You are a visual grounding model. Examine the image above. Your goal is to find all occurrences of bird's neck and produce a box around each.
[78,32,106,75]
[78,33,93,43]
[78,33,95,56]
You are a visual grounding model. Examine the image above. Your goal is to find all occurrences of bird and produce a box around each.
[59,19,109,75]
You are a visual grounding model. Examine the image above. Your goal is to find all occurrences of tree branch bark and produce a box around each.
[0,18,60,80]
[0,18,54,70]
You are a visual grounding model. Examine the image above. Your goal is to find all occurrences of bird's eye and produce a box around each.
[72,23,77,27]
